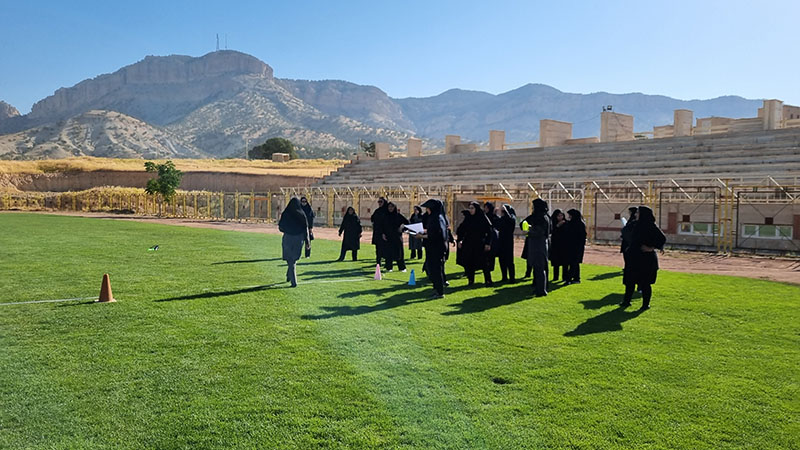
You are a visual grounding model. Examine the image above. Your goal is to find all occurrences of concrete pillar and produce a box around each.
[374,142,390,160]
[674,109,693,136]
[600,111,634,142]
[407,138,422,157]
[489,130,505,151]
[539,119,573,147]
[445,135,461,154]
[763,99,784,130]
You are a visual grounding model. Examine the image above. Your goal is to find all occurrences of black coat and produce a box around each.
[409,212,423,250]
[457,213,494,271]
[339,213,362,251]
[620,219,637,254]
[496,214,516,259]
[301,203,315,229]
[549,220,569,265]
[522,212,551,264]
[420,199,448,259]
[279,198,308,236]
[370,204,388,245]
[383,211,409,259]
[566,220,587,263]
[623,219,666,286]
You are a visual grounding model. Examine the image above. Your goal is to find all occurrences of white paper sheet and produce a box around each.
[403,223,425,234]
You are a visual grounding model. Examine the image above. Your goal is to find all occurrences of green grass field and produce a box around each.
[1,213,798,449]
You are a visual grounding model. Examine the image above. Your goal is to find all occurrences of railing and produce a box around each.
[3,181,797,255]
[0,190,283,223]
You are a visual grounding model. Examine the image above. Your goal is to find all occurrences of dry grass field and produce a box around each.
[0,157,346,177]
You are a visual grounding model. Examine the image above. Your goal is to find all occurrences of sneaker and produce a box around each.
[401,269,407,273]
[387,269,393,272]
[619,301,631,308]
[638,304,650,311]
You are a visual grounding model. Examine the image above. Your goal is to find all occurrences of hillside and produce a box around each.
[0,110,206,160]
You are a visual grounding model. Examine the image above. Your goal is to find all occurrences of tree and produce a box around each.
[359,140,376,157]
[249,137,298,160]
[144,160,183,216]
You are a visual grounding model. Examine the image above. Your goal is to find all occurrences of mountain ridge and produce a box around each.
[1,51,767,159]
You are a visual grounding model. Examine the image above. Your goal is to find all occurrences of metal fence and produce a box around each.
[2,181,798,255]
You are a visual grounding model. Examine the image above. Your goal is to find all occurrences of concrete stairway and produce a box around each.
[315,128,800,187]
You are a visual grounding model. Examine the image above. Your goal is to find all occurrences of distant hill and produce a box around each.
[0,110,205,160]
[394,84,762,142]
[0,51,767,160]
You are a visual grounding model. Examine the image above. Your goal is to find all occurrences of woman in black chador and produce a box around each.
[382,202,409,272]
[370,197,389,267]
[497,204,517,283]
[549,209,569,282]
[278,197,310,288]
[521,198,551,296]
[416,199,448,298]
[337,206,362,261]
[457,201,494,286]
[409,205,424,260]
[564,209,587,285]
[620,206,666,311]
[299,196,315,258]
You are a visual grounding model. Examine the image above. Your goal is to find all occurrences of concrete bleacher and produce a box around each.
[315,128,800,187]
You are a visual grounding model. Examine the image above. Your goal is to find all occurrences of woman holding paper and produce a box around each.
[417,199,448,298]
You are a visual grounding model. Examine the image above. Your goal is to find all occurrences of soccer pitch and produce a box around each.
[1,213,797,449]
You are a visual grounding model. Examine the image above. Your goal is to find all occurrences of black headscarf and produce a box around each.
[502,203,517,220]
[279,197,308,235]
[533,198,549,215]
[567,208,583,223]
[471,201,492,227]
[551,208,564,223]
[637,206,655,223]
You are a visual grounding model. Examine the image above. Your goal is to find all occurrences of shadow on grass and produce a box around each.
[564,306,644,336]
[301,288,432,320]
[442,284,534,315]
[154,282,285,302]
[589,271,622,281]
[211,258,282,265]
[578,293,625,310]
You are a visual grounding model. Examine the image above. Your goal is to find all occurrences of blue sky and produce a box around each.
[1,0,799,114]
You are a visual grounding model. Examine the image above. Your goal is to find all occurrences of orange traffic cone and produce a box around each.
[98,273,116,303]
[374,264,382,281]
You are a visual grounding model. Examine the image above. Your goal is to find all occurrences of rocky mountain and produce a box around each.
[277,79,416,132]
[0,101,20,121]
[0,50,768,160]
[0,110,206,160]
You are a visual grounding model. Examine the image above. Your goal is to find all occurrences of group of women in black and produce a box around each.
[280,196,666,308]
[454,200,587,297]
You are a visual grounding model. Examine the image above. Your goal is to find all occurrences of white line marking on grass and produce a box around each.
[0,296,98,306]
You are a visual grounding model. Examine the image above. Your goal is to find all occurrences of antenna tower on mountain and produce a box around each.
[216,34,219,51]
